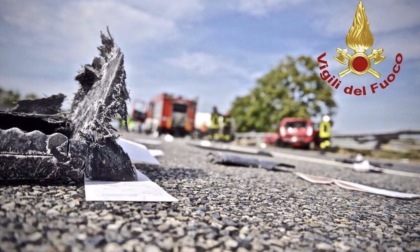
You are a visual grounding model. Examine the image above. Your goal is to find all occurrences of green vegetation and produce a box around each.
[0,86,38,109]
[0,87,20,107]
[230,56,337,132]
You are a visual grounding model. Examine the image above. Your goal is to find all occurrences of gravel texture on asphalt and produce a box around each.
[1,136,419,252]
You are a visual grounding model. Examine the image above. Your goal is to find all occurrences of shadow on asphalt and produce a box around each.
[0,167,209,187]
[0,179,84,187]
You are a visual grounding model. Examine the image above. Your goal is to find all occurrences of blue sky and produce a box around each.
[0,0,419,134]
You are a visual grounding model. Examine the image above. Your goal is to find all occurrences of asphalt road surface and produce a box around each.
[1,135,419,251]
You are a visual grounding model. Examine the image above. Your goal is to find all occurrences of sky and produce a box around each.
[0,0,419,134]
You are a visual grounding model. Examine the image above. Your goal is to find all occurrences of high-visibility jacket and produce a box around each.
[210,113,220,129]
[222,116,232,135]
[127,116,136,131]
[319,121,331,138]
[223,116,231,129]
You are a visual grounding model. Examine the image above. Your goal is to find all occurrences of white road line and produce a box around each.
[271,151,420,178]
[190,141,420,178]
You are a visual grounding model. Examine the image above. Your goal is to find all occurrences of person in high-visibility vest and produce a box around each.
[319,114,332,154]
[222,111,233,142]
[127,116,136,132]
[209,106,221,140]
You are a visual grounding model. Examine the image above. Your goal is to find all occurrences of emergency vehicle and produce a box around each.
[143,93,197,136]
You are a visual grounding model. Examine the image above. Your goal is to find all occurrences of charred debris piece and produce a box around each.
[189,140,273,157]
[0,29,137,182]
[208,152,295,172]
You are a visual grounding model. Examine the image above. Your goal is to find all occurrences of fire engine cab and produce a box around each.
[143,93,197,136]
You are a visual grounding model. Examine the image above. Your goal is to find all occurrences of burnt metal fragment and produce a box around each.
[0,29,137,182]
[208,152,295,172]
[11,93,65,115]
[0,128,86,181]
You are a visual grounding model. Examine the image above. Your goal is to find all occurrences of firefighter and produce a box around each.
[119,116,133,132]
[125,116,136,132]
[319,114,332,154]
[222,111,233,142]
[209,106,221,140]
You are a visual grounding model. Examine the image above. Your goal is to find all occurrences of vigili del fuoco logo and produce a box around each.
[317,1,403,96]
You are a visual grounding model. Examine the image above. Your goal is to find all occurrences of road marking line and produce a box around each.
[189,141,420,178]
[270,151,420,178]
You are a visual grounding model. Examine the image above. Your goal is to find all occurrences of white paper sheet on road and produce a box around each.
[295,172,420,199]
[135,138,163,146]
[85,169,178,202]
[117,138,159,165]
[149,149,164,157]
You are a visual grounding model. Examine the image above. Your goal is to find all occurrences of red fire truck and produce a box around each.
[143,93,197,136]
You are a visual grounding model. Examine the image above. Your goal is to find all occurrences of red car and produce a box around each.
[265,118,319,149]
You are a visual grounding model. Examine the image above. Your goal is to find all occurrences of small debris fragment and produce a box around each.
[207,152,295,171]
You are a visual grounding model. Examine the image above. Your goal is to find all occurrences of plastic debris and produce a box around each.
[163,134,174,142]
[116,138,159,166]
[335,154,392,173]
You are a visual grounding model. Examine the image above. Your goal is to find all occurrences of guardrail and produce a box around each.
[333,130,420,150]
[234,132,273,147]
[235,130,420,151]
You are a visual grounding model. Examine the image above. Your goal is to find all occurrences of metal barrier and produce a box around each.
[235,130,420,151]
[234,132,272,147]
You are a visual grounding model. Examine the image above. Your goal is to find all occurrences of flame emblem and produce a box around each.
[335,1,385,78]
